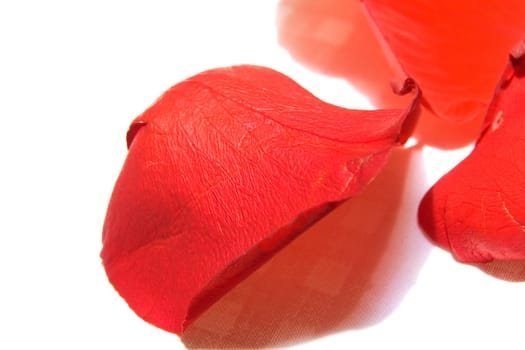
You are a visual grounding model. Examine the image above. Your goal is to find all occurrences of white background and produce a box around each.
[1,1,525,349]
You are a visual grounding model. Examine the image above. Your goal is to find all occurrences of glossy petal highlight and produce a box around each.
[362,0,525,122]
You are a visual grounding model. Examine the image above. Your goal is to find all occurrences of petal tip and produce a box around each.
[126,120,147,149]
[417,190,452,252]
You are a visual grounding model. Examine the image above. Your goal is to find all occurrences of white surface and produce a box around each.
[1,1,524,349]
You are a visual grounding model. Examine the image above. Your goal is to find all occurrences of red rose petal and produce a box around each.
[101,65,420,334]
[276,0,484,149]
[418,43,525,262]
[362,0,525,122]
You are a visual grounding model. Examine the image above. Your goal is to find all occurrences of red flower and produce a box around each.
[101,65,419,333]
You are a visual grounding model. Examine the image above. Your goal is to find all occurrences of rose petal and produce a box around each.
[362,0,525,122]
[101,65,419,333]
[418,42,525,262]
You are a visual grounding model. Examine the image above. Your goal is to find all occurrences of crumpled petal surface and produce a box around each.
[418,44,525,262]
[362,0,525,122]
[101,65,419,334]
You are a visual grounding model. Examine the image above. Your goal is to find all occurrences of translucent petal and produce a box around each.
[363,0,525,122]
